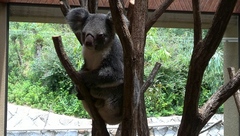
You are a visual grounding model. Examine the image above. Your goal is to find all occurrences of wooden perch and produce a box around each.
[141,62,161,93]
[227,67,240,115]
[52,36,109,136]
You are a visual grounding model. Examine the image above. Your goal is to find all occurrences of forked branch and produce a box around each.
[178,0,238,135]
[200,68,240,124]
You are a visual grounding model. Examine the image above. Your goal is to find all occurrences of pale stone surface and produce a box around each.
[7,103,224,136]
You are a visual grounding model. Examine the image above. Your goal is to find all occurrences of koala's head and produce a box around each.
[66,8,115,51]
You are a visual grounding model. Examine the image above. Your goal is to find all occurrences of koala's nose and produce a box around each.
[85,34,94,47]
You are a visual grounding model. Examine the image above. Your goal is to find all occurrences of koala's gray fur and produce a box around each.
[66,8,124,125]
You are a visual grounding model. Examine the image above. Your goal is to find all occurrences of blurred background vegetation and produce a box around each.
[8,22,224,118]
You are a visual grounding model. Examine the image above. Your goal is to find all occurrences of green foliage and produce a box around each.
[8,79,88,117]
[144,28,223,116]
[8,22,87,118]
[8,22,224,118]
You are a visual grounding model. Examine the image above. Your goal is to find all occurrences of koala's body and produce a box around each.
[66,8,124,125]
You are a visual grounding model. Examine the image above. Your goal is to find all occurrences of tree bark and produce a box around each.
[109,1,137,135]
[109,0,170,135]
[178,0,238,135]
[88,0,98,13]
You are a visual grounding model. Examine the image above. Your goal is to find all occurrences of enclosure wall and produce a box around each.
[0,3,8,136]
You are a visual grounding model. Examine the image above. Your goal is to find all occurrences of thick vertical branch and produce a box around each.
[130,0,149,135]
[131,0,148,84]
[88,0,98,13]
[110,0,150,135]
[109,1,136,135]
[178,1,203,134]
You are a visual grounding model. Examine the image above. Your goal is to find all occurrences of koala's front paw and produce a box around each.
[78,70,88,78]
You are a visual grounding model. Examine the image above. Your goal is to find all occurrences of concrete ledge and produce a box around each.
[7,103,224,136]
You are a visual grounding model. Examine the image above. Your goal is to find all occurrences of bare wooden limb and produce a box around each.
[109,1,136,135]
[52,36,109,136]
[130,0,149,136]
[227,67,240,115]
[88,0,98,13]
[145,0,174,33]
[60,0,71,16]
[79,0,87,8]
[192,0,202,46]
[141,62,161,93]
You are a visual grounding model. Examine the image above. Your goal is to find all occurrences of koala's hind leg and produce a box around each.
[91,84,123,124]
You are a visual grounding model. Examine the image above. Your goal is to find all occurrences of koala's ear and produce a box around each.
[106,12,113,24]
[66,8,90,33]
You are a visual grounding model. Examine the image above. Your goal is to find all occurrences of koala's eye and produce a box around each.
[97,34,105,39]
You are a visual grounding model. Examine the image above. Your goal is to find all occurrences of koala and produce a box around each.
[66,8,124,125]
